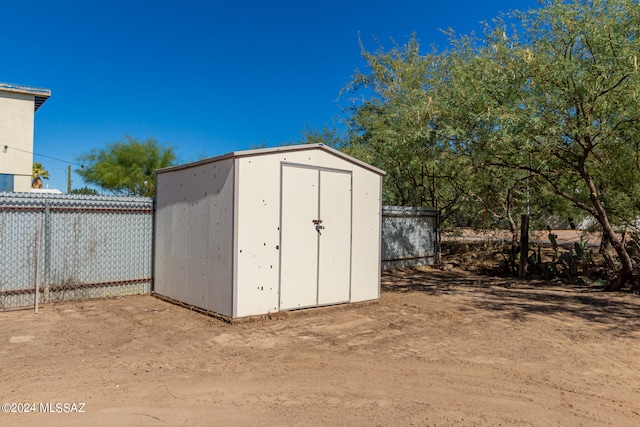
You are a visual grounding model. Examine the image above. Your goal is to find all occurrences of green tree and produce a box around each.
[77,136,177,197]
[70,186,99,195]
[299,124,348,148]
[31,162,50,189]
[439,0,640,288]
[325,0,639,287]
[342,36,469,223]
[342,34,535,234]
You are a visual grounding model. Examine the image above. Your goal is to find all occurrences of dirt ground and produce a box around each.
[2,266,640,426]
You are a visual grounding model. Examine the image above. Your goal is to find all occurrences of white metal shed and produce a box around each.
[153,143,385,319]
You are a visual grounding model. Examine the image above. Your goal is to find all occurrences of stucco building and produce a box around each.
[0,82,51,192]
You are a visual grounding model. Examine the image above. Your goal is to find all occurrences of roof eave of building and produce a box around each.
[0,82,51,111]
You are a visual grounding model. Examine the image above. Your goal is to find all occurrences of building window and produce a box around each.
[0,174,14,192]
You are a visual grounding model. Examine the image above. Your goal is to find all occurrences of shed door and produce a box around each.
[280,165,352,310]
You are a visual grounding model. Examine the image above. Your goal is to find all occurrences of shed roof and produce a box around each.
[0,82,51,111]
[157,143,386,176]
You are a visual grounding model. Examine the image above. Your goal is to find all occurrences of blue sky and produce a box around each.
[2,0,540,192]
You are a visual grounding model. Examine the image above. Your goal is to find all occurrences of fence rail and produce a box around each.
[0,193,153,311]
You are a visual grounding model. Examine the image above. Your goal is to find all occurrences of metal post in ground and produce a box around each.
[44,199,51,302]
[519,214,530,278]
[34,218,43,313]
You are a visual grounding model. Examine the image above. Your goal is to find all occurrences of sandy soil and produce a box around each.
[2,267,640,426]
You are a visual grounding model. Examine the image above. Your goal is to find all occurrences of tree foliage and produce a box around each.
[31,162,49,189]
[443,0,640,287]
[77,136,177,197]
[319,0,640,287]
[70,186,99,195]
[338,36,469,224]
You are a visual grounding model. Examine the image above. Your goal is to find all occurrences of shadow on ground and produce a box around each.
[382,267,640,336]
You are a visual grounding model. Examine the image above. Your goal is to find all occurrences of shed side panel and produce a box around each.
[185,168,209,306]
[155,171,185,301]
[350,165,382,302]
[206,159,235,316]
[234,155,281,317]
[154,159,234,317]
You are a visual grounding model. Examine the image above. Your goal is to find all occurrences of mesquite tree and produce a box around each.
[310,0,640,287]
[441,0,640,288]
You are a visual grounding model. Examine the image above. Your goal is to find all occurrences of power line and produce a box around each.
[2,144,84,168]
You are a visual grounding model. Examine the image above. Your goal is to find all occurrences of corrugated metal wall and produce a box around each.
[0,193,153,311]
[381,206,438,270]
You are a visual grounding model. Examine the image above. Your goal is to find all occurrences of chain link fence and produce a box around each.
[0,193,153,311]
[382,206,439,270]
[1,194,437,310]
